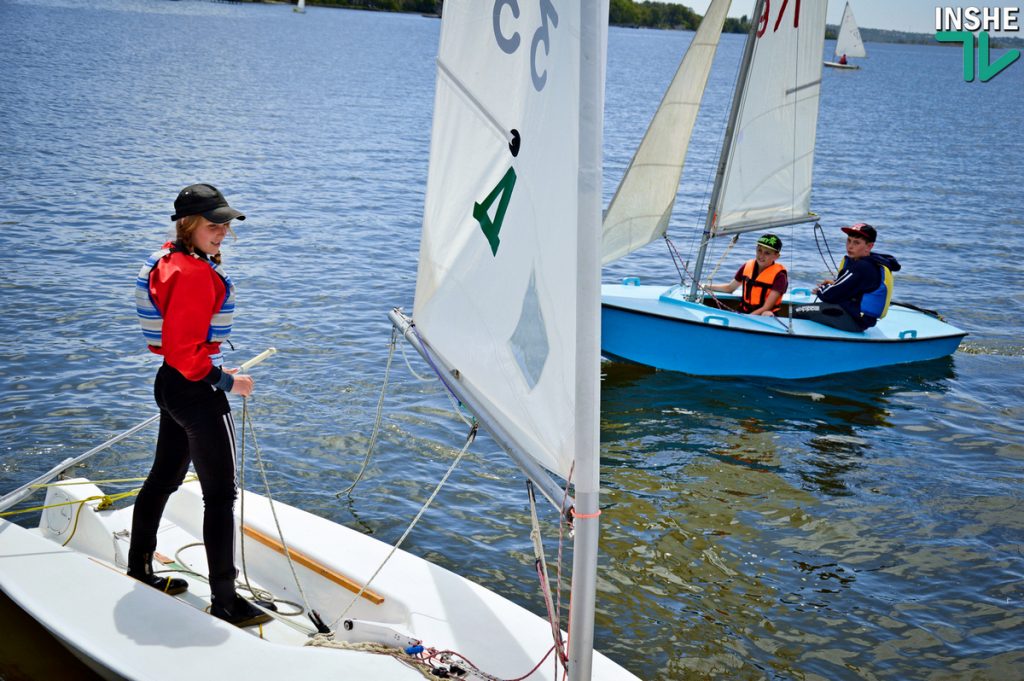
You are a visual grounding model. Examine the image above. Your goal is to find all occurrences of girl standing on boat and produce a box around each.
[129,183,270,627]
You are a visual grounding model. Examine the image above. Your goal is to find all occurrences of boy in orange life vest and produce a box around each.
[707,233,788,316]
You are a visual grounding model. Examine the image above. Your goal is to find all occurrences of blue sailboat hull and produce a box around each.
[601,284,967,380]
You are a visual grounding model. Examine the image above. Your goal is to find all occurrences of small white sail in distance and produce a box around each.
[834,2,866,59]
[601,0,732,265]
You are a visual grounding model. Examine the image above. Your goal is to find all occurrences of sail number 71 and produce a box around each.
[757,0,801,37]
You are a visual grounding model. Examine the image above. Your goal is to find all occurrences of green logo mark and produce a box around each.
[936,30,1021,82]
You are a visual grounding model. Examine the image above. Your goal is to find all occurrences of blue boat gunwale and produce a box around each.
[601,300,968,345]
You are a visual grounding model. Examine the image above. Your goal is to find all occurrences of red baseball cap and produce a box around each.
[841,223,876,243]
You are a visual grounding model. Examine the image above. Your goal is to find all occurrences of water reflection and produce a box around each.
[594,358,972,679]
[600,357,957,495]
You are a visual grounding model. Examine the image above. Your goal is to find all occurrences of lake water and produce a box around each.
[1,1,1022,679]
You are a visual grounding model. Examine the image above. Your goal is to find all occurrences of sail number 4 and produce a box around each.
[474,167,517,256]
[493,0,559,91]
[757,0,801,37]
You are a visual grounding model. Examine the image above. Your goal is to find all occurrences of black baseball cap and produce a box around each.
[841,222,876,243]
[757,233,782,252]
[170,183,246,223]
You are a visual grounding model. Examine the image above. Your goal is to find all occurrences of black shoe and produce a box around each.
[210,594,273,627]
[128,571,189,596]
[127,551,188,596]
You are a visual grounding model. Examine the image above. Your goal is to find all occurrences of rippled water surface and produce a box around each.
[1,2,1022,679]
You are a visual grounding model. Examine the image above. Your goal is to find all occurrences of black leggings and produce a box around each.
[792,302,866,333]
[129,362,239,600]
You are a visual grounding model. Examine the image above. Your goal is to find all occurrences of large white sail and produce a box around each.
[413,0,598,482]
[834,2,866,59]
[601,0,731,265]
[713,0,828,235]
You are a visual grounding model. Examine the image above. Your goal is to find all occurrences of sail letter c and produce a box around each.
[493,0,521,54]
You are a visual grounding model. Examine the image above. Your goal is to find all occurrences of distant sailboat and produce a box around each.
[824,2,866,69]
[294,0,305,14]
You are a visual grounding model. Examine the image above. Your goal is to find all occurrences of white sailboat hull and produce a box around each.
[0,479,637,680]
[823,61,860,70]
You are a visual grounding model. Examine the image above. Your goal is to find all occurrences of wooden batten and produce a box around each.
[242,525,384,605]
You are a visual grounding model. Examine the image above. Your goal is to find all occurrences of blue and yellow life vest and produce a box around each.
[135,246,235,348]
[838,256,893,319]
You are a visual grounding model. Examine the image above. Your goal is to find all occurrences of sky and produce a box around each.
[677,1,1022,35]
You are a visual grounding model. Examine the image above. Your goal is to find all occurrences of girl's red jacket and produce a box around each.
[147,244,228,383]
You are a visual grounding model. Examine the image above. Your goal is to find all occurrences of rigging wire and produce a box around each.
[398,331,435,382]
[663,235,688,286]
[527,481,569,669]
[405,322,475,429]
[239,396,327,633]
[329,423,478,631]
[706,232,739,286]
[813,221,840,276]
[337,327,399,498]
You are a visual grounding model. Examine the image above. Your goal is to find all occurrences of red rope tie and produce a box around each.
[570,508,601,519]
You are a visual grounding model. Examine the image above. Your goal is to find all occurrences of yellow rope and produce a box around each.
[1,491,129,518]
[28,476,155,488]
[0,475,199,518]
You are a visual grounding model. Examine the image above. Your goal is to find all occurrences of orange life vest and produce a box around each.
[740,259,786,313]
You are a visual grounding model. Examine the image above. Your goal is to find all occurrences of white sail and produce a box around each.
[834,2,866,59]
[413,0,601,482]
[601,0,732,265]
[713,0,828,235]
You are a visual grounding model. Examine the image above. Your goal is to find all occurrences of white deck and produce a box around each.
[0,479,638,681]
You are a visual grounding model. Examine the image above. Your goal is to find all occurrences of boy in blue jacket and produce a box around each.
[794,223,901,332]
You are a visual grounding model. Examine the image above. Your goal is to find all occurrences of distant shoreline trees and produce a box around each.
[295,0,752,33]
[609,0,751,33]
[309,0,439,12]
[281,0,1024,48]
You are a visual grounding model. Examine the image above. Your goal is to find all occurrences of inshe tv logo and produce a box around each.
[935,6,1021,81]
